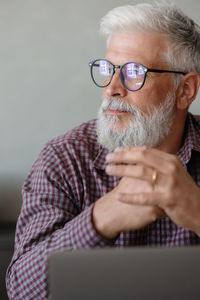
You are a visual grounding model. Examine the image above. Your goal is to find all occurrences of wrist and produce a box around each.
[92,200,119,240]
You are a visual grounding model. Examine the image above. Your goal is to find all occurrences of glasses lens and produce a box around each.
[121,63,146,91]
[91,60,113,87]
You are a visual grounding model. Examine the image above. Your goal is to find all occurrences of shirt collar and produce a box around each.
[93,145,109,170]
[177,113,200,165]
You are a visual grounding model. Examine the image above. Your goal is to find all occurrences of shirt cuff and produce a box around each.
[69,204,115,248]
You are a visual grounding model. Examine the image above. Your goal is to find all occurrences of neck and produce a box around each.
[156,111,188,154]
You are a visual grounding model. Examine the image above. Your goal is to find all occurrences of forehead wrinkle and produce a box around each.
[105,31,169,69]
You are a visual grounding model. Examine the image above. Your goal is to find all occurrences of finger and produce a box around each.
[119,192,165,207]
[106,164,155,183]
[106,146,179,174]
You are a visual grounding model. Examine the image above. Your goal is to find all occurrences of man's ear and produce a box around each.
[176,72,200,110]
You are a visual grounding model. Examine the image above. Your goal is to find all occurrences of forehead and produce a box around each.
[105,31,168,68]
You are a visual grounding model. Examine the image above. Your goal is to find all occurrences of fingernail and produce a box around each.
[114,147,123,152]
[106,153,114,160]
[106,164,114,171]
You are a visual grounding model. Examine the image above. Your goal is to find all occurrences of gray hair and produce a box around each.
[100,2,200,75]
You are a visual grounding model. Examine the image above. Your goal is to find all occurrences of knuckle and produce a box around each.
[138,165,146,177]
[122,165,130,176]
[167,176,177,189]
[150,207,159,221]
[117,151,126,161]
[168,161,179,176]
[126,146,134,151]
[141,145,149,153]
[140,146,150,158]
[120,146,133,153]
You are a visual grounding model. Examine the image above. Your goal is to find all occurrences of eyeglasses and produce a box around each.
[89,59,186,92]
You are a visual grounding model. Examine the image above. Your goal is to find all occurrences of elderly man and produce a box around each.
[7,2,200,299]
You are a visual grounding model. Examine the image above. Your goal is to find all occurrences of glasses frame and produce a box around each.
[89,59,187,92]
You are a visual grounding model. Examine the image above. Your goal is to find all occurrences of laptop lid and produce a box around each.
[48,246,200,300]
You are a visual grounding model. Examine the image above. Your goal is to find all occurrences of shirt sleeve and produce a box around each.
[6,143,113,300]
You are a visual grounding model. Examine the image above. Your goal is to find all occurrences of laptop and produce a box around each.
[48,246,200,300]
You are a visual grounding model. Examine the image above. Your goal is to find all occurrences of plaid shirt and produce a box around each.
[6,113,200,299]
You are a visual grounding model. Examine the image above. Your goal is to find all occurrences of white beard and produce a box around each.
[97,93,176,151]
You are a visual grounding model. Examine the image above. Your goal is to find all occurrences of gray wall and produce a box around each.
[1,0,200,221]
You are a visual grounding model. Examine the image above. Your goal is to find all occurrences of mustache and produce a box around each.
[101,98,140,115]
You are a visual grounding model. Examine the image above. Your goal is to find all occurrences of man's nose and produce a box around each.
[103,71,127,98]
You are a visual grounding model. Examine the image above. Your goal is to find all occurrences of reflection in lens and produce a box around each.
[99,60,110,76]
[92,60,113,87]
[126,63,137,79]
[122,63,145,91]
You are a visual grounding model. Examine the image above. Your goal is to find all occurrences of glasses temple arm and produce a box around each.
[147,68,186,75]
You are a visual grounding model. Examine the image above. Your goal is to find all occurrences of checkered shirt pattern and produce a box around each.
[6,113,200,299]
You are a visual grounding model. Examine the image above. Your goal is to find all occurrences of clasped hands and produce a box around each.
[93,146,200,239]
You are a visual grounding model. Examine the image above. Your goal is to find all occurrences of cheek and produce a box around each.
[128,83,170,113]
[141,75,174,99]
[127,91,151,113]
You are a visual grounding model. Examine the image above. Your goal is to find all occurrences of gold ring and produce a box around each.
[152,169,157,186]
